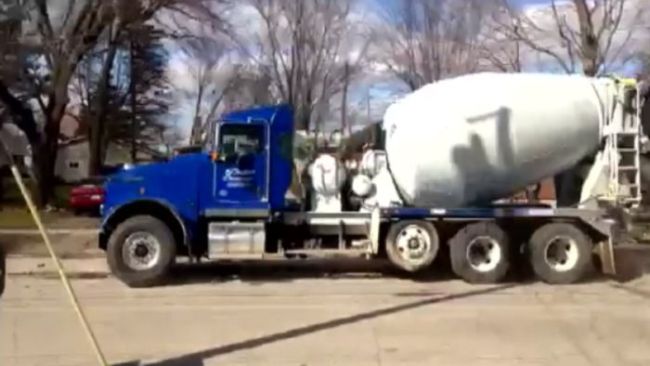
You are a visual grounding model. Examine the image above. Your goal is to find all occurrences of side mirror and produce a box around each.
[211,151,236,163]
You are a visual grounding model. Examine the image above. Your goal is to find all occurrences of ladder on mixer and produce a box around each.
[604,79,642,208]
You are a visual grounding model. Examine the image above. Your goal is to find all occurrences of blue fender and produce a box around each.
[99,198,190,249]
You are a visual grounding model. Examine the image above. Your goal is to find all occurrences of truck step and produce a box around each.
[283,249,370,258]
[618,166,639,171]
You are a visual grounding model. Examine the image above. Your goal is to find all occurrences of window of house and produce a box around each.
[68,161,80,169]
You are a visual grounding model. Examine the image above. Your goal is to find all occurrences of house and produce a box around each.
[54,137,89,183]
[2,107,163,183]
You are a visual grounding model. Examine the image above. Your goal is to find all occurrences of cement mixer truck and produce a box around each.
[98,72,646,288]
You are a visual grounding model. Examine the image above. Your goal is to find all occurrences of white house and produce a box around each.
[54,137,90,183]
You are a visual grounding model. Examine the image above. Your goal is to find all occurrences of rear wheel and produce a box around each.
[449,222,511,284]
[107,215,176,288]
[527,222,594,284]
[385,220,439,273]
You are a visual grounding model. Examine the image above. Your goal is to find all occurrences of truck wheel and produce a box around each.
[385,220,439,272]
[449,222,511,284]
[527,223,594,284]
[106,215,176,288]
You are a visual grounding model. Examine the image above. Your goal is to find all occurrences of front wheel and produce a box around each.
[106,215,176,288]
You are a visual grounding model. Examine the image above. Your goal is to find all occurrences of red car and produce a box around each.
[69,183,104,214]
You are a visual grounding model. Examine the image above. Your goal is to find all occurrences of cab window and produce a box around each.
[218,124,264,157]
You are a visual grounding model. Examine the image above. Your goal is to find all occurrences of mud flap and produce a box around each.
[598,237,617,276]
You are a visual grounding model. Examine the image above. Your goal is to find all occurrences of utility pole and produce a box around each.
[513,23,522,72]
[341,62,350,137]
[366,88,372,125]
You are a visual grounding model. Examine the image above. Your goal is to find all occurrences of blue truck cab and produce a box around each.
[100,104,301,286]
[99,103,615,288]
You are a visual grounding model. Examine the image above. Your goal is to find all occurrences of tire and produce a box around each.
[106,215,176,288]
[449,222,511,284]
[385,220,439,273]
[527,222,594,284]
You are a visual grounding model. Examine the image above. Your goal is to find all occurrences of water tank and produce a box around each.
[352,175,374,197]
[309,154,347,212]
[359,150,387,178]
[383,72,608,207]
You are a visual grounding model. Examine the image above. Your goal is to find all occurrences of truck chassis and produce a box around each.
[101,203,618,287]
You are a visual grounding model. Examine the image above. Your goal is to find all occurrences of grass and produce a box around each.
[0,208,60,229]
[0,176,73,229]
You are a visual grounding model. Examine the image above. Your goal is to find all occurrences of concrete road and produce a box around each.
[1,262,650,366]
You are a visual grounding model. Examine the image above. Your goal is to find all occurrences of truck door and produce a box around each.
[214,123,268,207]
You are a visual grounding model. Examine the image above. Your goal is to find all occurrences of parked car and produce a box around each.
[68,164,130,215]
[69,183,104,215]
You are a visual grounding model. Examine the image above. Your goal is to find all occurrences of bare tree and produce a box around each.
[491,0,643,76]
[0,0,226,205]
[0,1,42,152]
[477,8,524,72]
[247,0,369,131]
[375,0,493,91]
[178,35,241,146]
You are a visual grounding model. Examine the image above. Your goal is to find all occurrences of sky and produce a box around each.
[165,0,648,138]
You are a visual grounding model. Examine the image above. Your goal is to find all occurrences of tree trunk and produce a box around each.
[34,98,67,207]
[89,37,119,176]
[0,79,40,145]
[189,83,205,146]
[129,39,138,163]
[0,79,42,205]
[573,0,599,76]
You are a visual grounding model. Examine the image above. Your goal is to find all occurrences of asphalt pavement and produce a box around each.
[1,260,650,366]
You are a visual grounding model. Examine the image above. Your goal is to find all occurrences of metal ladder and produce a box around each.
[604,78,642,208]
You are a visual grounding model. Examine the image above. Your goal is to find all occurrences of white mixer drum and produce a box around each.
[383,72,608,207]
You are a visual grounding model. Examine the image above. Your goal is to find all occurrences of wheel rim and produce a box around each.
[544,236,579,273]
[122,232,162,271]
[395,225,432,266]
[466,236,502,273]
